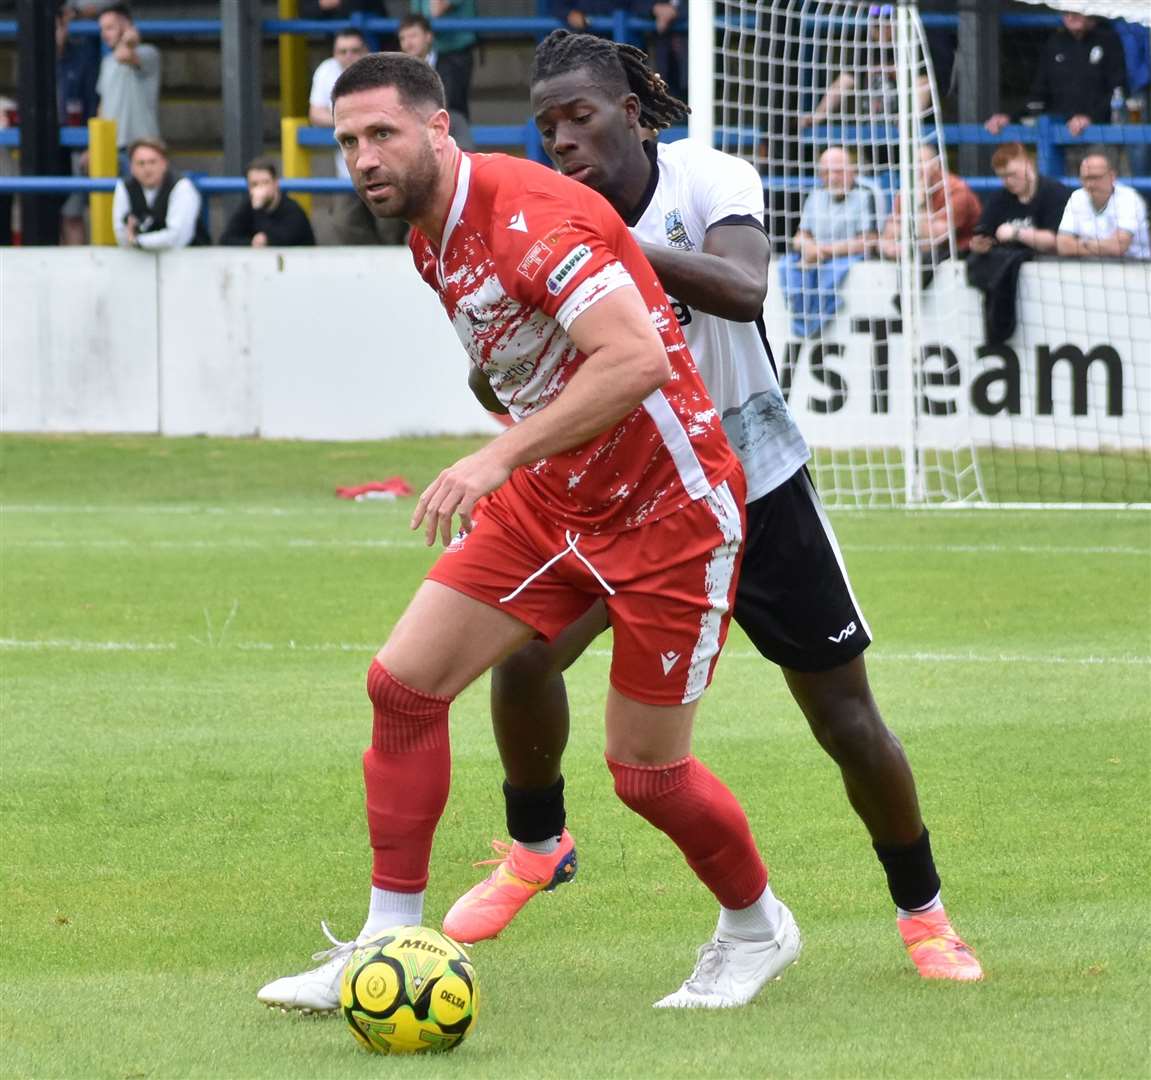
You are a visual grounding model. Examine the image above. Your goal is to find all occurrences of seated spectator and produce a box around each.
[984,13,1126,174]
[411,0,477,120]
[969,142,1071,256]
[397,14,476,151]
[1055,147,1150,260]
[219,159,315,248]
[303,0,386,20]
[880,144,981,300]
[779,146,882,337]
[967,143,1071,344]
[112,138,205,250]
[96,4,161,158]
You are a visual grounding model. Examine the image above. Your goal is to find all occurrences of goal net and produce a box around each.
[687,0,1151,506]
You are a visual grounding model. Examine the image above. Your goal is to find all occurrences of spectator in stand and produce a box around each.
[303,0,387,20]
[66,1,116,15]
[96,4,161,158]
[779,146,882,337]
[397,14,476,151]
[1056,146,1150,260]
[57,3,101,245]
[311,30,404,244]
[801,9,933,132]
[219,159,315,248]
[969,143,1070,258]
[112,138,205,250]
[967,143,1072,344]
[1113,17,1150,175]
[984,13,1126,175]
[409,0,477,120]
[879,144,981,301]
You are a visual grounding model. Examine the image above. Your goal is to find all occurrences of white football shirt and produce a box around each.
[1058,183,1150,260]
[629,140,810,502]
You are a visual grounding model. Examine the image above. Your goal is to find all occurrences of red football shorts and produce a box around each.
[426,472,746,706]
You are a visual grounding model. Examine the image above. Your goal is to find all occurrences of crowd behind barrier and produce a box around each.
[1,7,1148,246]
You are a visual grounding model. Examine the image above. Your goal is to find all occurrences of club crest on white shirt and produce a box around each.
[664,208,694,250]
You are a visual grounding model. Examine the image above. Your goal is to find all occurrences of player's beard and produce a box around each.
[361,137,440,221]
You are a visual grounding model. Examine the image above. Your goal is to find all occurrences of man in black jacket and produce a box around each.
[985,13,1127,173]
[219,159,315,247]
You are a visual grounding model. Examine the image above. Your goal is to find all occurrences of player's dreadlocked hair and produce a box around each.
[530,29,689,131]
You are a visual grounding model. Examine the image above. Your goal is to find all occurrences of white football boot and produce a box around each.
[653,906,802,1009]
[256,922,356,1015]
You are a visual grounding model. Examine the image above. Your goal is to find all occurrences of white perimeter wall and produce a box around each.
[2,248,1148,449]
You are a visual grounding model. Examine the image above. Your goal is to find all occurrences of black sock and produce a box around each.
[873,827,941,912]
[504,777,566,843]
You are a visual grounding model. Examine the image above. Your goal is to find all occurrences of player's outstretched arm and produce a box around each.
[412,285,670,546]
[638,222,769,322]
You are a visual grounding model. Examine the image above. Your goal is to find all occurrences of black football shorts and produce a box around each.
[733,467,872,672]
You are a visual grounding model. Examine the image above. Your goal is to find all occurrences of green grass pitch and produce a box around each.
[2,435,1148,1080]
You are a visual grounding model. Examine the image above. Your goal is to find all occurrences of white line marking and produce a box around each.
[1,637,1147,666]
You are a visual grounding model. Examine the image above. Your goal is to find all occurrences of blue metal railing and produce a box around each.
[0,12,1072,39]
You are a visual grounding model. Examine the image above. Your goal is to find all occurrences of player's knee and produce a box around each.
[492,640,563,695]
[810,696,897,765]
[366,659,452,752]
[606,755,690,819]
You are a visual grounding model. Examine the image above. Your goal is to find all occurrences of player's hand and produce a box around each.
[411,447,511,547]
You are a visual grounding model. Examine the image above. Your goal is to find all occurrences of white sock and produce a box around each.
[358,886,425,942]
[716,882,788,942]
[517,835,561,856]
[897,890,943,920]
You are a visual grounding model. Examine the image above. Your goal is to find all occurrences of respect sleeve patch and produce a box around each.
[546,244,593,296]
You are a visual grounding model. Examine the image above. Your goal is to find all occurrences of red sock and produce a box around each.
[606,755,768,909]
[363,660,452,892]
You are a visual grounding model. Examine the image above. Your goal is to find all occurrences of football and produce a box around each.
[340,925,478,1054]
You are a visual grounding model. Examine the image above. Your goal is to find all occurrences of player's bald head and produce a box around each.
[332,51,445,114]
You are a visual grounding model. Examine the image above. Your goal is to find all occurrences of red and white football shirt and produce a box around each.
[408,151,738,534]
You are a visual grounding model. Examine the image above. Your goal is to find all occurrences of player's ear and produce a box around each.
[622,93,641,127]
[427,107,452,145]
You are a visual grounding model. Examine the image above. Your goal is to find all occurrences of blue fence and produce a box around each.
[0,12,1077,40]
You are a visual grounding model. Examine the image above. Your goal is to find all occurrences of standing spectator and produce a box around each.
[880,144,981,301]
[0,96,16,245]
[57,3,101,244]
[967,143,1071,344]
[96,4,162,158]
[410,0,477,120]
[644,1,686,103]
[779,146,882,337]
[801,12,933,132]
[1113,17,1150,174]
[984,13,1126,175]
[219,159,315,247]
[303,0,386,19]
[1055,147,1150,260]
[112,138,205,250]
[310,30,403,244]
[397,14,475,150]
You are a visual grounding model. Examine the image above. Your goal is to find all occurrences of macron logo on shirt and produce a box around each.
[507,210,528,232]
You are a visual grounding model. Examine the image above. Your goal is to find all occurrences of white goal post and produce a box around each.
[686,0,1151,507]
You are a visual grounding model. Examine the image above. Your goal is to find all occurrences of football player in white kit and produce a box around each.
[446,30,982,990]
